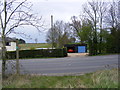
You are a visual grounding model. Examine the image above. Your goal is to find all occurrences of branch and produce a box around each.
[1,0,44,36]
[0,14,4,30]
[84,7,95,22]
[5,18,44,35]
[4,0,7,30]
[11,31,32,40]
[6,0,27,25]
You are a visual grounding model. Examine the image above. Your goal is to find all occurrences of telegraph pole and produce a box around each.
[51,15,54,49]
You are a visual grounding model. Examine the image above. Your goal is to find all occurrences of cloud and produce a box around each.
[29,0,85,3]
[29,0,113,3]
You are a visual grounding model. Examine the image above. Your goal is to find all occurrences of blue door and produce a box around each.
[78,46,86,53]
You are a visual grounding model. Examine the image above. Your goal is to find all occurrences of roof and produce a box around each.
[0,37,16,42]
[64,43,87,47]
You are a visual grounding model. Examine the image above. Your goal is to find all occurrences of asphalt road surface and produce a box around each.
[5,54,119,75]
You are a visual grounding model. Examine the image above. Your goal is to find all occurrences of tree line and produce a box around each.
[46,0,120,55]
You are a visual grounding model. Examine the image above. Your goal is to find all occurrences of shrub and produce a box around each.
[63,47,67,57]
[7,48,68,59]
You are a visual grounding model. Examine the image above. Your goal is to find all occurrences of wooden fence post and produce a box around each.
[16,40,20,74]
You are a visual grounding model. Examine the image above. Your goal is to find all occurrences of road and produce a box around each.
[4,54,119,75]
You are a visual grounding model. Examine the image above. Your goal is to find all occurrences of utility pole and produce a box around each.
[16,40,20,74]
[51,15,54,49]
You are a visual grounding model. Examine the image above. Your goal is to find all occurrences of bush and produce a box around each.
[7,48,68,59]
[63,47,67,57]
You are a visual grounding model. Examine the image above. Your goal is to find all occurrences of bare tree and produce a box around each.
[83,0,99,55]
[105,0,120,53]
[46,27,59,48]
[0,0,43,78]
[46,20,75,48]
[97,1,107,53]
[70,16,82,42]
[106,1,119,32]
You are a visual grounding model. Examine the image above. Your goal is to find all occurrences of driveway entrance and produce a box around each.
[68,53,89,57]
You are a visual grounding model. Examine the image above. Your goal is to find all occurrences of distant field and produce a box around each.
[19,43,52,50]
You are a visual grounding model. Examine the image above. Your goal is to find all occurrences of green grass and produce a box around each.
[19,43,52,50]
[3,68,118,88]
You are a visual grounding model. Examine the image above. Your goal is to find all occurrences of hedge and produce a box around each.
[7,48,68,59]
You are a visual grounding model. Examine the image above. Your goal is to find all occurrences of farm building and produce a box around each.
[64,43,87,53]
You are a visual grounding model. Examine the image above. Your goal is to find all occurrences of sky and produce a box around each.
[9,0,113,43]
[9,0,86,43]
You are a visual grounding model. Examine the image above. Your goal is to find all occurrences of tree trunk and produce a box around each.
[99,35,102,54]
[99,16,103,54]
[88,39,93,56]
[94,11,98,55]
[99,26,103,54]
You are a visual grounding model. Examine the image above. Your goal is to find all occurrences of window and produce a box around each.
[6,42,11,46]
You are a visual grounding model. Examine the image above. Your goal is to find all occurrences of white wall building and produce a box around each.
[0,37,16,51]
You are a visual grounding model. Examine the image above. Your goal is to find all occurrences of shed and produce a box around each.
[64,43,87,53]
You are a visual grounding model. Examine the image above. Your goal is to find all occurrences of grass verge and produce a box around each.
[3,68,118,88]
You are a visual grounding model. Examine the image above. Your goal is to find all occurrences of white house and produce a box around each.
[0,37,16,51]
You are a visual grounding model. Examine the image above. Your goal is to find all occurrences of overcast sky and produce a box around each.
[10,0,112,43]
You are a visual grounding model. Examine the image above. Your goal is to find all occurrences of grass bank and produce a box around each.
[3,68,118,88]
